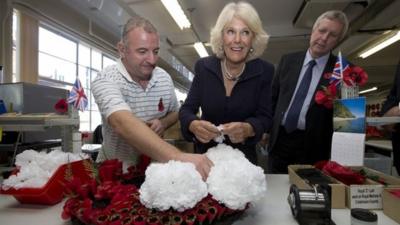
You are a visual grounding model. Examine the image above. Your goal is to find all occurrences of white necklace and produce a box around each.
[223,60,246,81]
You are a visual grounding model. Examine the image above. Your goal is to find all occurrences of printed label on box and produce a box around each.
[350,185,383,209]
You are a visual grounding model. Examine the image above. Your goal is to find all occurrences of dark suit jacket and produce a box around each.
[179,56,274,163]
[380,60,400,172]
[269,51,337,163]
[381,61,400,117]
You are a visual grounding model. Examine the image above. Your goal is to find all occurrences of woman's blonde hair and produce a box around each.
[210,1,269,61]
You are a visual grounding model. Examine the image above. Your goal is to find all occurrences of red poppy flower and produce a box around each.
[315,64,368,108]
[315,84,337,109]
[342,66,368,87]
[184,212,197,225]
[207,206,218,224]
[132,215,145,225]
[98,159,122,182]
[54,98,68,114]
[389,190,400,198]
[158,98,164,112]
[62,198,80,219]
[315,161,365,185]
[196,208,207,223]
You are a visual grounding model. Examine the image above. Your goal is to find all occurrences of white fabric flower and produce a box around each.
[206,144,267,210]
[213,125,225,143]
[206,144,245,163]
[139,160,207,212]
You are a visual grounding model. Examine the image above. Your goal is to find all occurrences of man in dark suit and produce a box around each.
[380,60,400,175]
[268,10,349,173]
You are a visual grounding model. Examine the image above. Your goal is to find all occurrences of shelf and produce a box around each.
[366,117,400,126]
[0,114,79,131]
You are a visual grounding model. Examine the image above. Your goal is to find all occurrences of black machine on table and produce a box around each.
[288,184,334,225]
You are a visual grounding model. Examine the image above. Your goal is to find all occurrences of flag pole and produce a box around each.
[338,50,343,81]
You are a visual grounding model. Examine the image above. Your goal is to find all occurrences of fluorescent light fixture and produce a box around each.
[359,86,378,94]
[160,0,191,30]
[359,30,400,58]
[194,42,209,58]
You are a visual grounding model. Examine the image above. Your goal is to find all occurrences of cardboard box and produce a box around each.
[344,178,383,209]
[351,166,400,186]
[163,122,194,153]
[288,165,346,208]
[382,187,400,224]
[288,165,400,209]
[346,166,400,209]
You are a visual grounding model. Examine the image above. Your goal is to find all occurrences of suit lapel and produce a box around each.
[286,53,306,97]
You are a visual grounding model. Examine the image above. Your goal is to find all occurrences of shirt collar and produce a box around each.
[117,58,134,82]
[116,58,158,87]
[304,50,330,69]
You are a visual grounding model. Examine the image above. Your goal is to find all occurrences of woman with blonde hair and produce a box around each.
[179,1,274,164]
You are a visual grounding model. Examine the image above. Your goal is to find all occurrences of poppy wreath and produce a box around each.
[62,158,246,225]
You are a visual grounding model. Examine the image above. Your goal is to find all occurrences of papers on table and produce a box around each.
[331,132,365,166]
[331,97,366,166]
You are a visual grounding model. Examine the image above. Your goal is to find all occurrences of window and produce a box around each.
[12,10,17,82]
[13,13,188,133]
[39,27,77,84]
[37,26,115,132]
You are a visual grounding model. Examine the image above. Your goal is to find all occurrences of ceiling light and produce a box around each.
[359,31,400,58]
[160,0,191,30]
[359,87,378,94]
[194,42,209,58]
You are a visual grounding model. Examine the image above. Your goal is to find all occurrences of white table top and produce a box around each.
[0,174,398,225]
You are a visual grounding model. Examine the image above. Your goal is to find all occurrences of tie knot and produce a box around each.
[309,60,316,67]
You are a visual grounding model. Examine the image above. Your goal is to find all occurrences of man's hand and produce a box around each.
[383,105,400,117]
[189,120,221,143]
[222,122,254,143]
[176,153,214,181]
[382,106,400,132]
[146,119,165,136]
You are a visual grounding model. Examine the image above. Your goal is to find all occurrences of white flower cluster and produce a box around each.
[2,149,85,190]
[213,125,225,143]
[139,160,208,212]
[139,144,267,211]
[206,144,267,210]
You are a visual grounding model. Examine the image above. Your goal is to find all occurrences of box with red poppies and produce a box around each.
[346,166,400,209]
[288,164,347,209]
[0,159,92,205]
[289,163,400,210]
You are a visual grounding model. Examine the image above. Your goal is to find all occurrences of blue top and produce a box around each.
[179,55,274,163]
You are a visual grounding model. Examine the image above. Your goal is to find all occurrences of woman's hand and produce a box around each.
[222,122,255,143]
[189,120,221,143]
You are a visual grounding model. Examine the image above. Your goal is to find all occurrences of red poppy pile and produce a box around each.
[315,65,368,109]
[61,159,245,225]
[315,161,366,185]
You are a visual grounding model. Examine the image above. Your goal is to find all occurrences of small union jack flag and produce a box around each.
[330,51,350,86]
[68,77,88,111]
